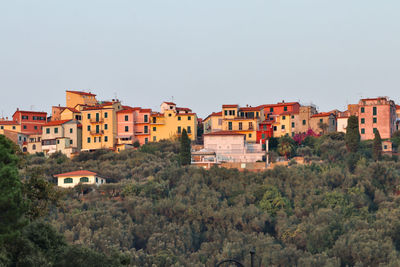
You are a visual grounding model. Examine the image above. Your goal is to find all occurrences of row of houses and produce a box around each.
[0,91,398,159]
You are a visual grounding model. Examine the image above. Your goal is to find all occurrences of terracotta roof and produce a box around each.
[176,107,192,112]
[222,104,239,108]
[203,131,245,136]
[163,102,176,105]
[64,107,80,113]
[260,102,300,108]
[52,106,67,110]
[0,120,19,125]
[54,170,97,177]
[396,105,400,110]
[239,105,264,112]
[311,112,334,118]
[44,119,72,126]
[66,90,96,96]
[13,110,47,115]
[204,111,222,121]
[139,108,151,113]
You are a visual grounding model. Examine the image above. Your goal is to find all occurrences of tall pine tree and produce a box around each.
[345,115,360,153]
[180,129,191,165]
[373,129,382,161]
[0,135,25,243]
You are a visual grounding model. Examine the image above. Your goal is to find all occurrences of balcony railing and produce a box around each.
[227,126,255,131]
[90,130,104,135]
[90,118,104,123]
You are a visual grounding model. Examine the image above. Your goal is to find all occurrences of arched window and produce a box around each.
[64,178,73,184]
[80,177,89,183]
[22,147,27,153]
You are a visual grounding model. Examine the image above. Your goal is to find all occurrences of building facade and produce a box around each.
[54,170,106,188]
[12,109,47,135]
[66,90,97,108]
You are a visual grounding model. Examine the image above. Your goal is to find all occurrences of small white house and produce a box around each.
[54,170,106,188]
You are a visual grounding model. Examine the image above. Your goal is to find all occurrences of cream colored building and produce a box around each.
[203,111,223,134]
[54,170,106,188]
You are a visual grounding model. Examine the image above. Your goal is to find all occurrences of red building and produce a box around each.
[261,101,300,118]
[13,109,47,135]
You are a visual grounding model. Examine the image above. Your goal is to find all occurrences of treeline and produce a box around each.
[4,115,400,266]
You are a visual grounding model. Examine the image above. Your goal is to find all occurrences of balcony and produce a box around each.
[135,120,150,124]
[90,130,104,135]
[90,118,104,123]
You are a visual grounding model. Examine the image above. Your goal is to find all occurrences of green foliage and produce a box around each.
[179,128,191,165]
[345,115,360,153]
[259,185,291,215]
[0,135,26,243]
[277,135,296,159]
[133,140,140,148]
[373,129,383,161]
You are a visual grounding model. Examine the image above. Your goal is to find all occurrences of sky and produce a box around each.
[1,0,400,119]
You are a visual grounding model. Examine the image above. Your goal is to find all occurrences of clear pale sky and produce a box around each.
[1,0,399,119]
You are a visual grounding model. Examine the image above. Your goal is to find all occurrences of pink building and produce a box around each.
[116,107,151,148]
[358,97,396,140]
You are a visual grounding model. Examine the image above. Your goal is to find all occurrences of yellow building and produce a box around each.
[66,90,97,108]
[203,111,222,134]
[60,107,82,121]
[0,120,20,135]
[220,105,264,143]
[272,112,294,137]
[150,102,197,142]
[81,101,122,151]
[54,170,106,188]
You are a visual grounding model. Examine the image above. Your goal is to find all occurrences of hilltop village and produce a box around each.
[0,91,398,164]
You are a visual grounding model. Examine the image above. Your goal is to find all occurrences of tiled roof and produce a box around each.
[204,131,245,136]
[44,120,72,126]
[204,111,222,121]
[139,108,151,113]
[66,90,96,96]
[311,112,334,118]
[0,120,19,125]
[64,107,80,113]
[222,104,239,108]
[54,170,97,177]
[239,106,264,111]
[176,107,192,112]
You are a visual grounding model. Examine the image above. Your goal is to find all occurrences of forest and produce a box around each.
[3,117,400,266]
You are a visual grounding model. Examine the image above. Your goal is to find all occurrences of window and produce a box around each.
[87,125,91,131]
[270,107,273,112]
[373,117,377,123]
[168,114,172,117]
[228,122,232,130]
[178,126,181,134]
[262,133,265,139]
[105,136,108,142]
[145,137,148,144]
[12,126,15,130]
[94,137,97,143]
[54,127,58,134]
[361,128,365,134]
[361,107,365,113]
[273,126,277,131]
[284,106,288,111]
[249,122,253,129]
[69,128,73,134]
[46,128,50,134]
[57,140,60,144]
[361,118,365,124]
[282,125,285,129]
[373,107,377,116]
[64,178,73,184]
[249,133,252,138]
[187,126,191,133]
[96,177,98,183]
[291,115,294,119]
[384,145,388,149]
[99,137,101,142]
[188,116,191,120]
[153,136,157,141]
[224,110,228,116]
[32,144,36,150]
[373,128,377,133]
[87,114,91,119]
[104,112,108,118]
[152,117,156,123]
[22,115,28,120]
[70,140,73,145]
[144,115,148,122]
[125,126,129,132]
[104,124,108,130]
[263,125,267,130]
[178,116,181,121]
[34,126,38,130]
[282,116,286,120]
[144,126,148,133]
[87,137,91,143]
[292,122,295,128]
[320,119,323,123]
[302,120,306,125]
[125,115,129,121]
[0,126,3,130]
[239,122,243,130]
[153,127,156,131]
[23,125,27,129]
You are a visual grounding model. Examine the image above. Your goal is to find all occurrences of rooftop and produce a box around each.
[66,90,96,97]
[203,131,245,136]
[44,119,73,126]
[54,170,98,177]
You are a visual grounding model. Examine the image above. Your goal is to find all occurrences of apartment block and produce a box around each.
[12,109,47,135]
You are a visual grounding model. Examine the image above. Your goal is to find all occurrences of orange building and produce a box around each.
[66,90,97,108]
[358,97,396,140]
